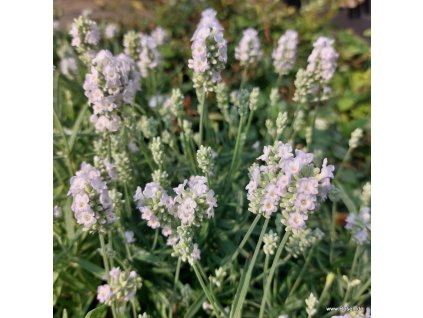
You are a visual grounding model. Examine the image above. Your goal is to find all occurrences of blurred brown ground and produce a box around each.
[54,0,370,38]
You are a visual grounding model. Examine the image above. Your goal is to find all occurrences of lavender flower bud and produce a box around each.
[305,293,318,317]
[149,137,164,168]
[249,87,260,112]
[196,145,217,176]
[263,230,279,255]
[348,128,363,149]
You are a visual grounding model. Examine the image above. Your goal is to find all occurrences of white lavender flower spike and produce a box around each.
[84,50,140,133]
[273,30,298,76]
[235,28,263,66]
[68,162,117,232]
[246,141,334,232]
[307,36,339,82]
[188,8,227,92]
[69,14,100,64]
[97,267,142,307]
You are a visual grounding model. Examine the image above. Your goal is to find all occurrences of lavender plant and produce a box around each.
[54,4,371,318]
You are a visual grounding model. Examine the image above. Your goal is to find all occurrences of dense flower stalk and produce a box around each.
[188,8,227,91]
[235,28,263,66]
[69,14,100,64]
[272,30,298,76]
[97,267,142,307]
[246,141,334,231]
[68,162,117,232]
[83,50,140,133]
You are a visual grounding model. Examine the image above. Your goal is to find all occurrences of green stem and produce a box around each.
[342,245,361,305]
[329,202,337,265]
[286,244,316,300]
[198,89,206,145]
[259,231,290,318]
[229,214,261,264]
[99,233,118,318]
[233,218,270,318]
[131,299,137,318]
[193,262,226,317]
[152,229,159,251]
[334,148,352,180]
[263,254,270,307]
[169,257,181,318]
[228,114,245,180]
[308,108,318,150]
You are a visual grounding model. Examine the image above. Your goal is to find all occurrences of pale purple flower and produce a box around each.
[307,36,338,82]
[124,231,136,244]
[97,284,112,303]
[191,243,201,261]
[288,212,307,230]
[273,30,298,76]
[235,28,262,66]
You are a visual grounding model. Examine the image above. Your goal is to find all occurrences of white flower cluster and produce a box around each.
[104,23,120,39]
[68,162,117,232]
[69,14,100,63]
[151,27,168,46]
[272,30,298,76]
[286,228,324,258]
[305,293,318,317]
[246,141,334,232]
[84,50,140,133]
[137,33,161,78]
[293,36,338,103]
[123,28,167,78]
[235,28,263,66]
[348,128,363,149]
[134,176,217,264]
[263,230,279,255]
[188,8,227,91]
[345,207,371,245]
[59,57,78,78]
[209,267,227,288]
[307,36,339,82]
[97,267,142,307]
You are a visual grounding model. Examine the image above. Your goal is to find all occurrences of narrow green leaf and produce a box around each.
[77,258,104,279]
[69,102,89,151]
[85,305,107,318]
[335,181,357,213]
[231,218,269,318]
[183,293,207,318]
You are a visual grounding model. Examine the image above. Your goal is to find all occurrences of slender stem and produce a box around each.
[99,233,110,276]
[169,257,181,318]
[334,148,352,180]
[308,108,318,150]
[263,254,270,307]
[99,233,118,318]
[198,89,206,145]
[259,231,290,318]
[228,114,245,180]
[229,214,261,264]
[192,262,226,317]
[131,299,137,318]
[342,245,361,305]
[286,244,316,300]
[233,218,269,318]
[329,201,337,264]
[151,229,159,251]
